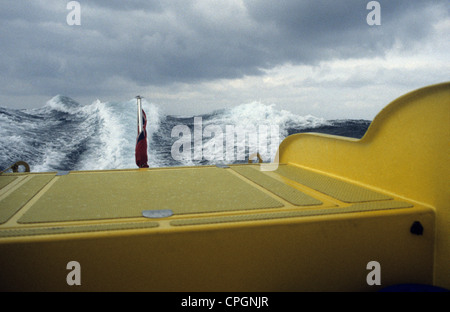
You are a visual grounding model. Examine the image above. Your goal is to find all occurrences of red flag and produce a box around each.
[135,109,149,168]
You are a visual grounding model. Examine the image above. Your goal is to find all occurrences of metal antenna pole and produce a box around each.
[136,95,143,134]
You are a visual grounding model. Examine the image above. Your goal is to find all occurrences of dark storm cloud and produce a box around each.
[245,0,447,62]
[86,0,164,12]
[0,0,447,101]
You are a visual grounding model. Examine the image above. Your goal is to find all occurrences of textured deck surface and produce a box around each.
[0,163,414,238]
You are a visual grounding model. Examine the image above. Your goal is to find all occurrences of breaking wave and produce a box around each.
[0,96,370,172]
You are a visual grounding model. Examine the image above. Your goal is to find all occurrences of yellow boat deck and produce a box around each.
[0,163,421,232]
[0,82,448,291]
[0,163,435,291]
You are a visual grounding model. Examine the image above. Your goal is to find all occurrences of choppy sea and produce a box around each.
[0,95,370,173]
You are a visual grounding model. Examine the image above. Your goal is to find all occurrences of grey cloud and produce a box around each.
[0,0,448,103]
[86,0,164,12]
[245,0,447,63]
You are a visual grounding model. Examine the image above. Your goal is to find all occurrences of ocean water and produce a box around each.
[0,95,371,173]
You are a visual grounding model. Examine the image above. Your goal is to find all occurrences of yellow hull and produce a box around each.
[0,82,448,291]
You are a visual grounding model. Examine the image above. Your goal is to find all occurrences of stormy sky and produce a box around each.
[0,0,448,119]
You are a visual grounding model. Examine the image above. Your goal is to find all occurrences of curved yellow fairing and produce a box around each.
[279,82,450,288]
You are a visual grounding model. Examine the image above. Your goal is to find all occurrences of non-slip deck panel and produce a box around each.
[274,165,392,203]
[0,175,54,224]
[231,166,322,206]
[0,221,159,238]
[0,176,18,191]
[170,200,413,226]
[18,167,284,223]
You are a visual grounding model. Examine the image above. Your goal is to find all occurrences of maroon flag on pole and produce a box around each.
[135,109,149,168]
